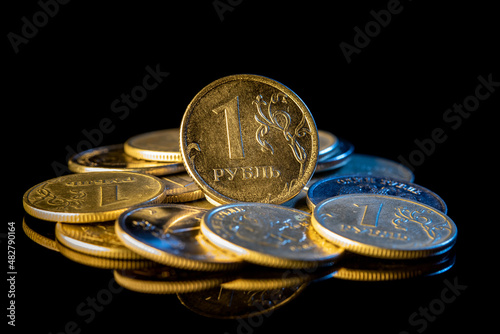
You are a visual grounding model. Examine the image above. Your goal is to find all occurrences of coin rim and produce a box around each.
[124,129,183,162]
[180,74,319,205]
[311,194,457,259]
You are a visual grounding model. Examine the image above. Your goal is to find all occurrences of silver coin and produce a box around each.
[321,153,414,182]
[312,194,457,259]
[315,137,355,172]
[307,175,447,213]
[318,130,339,159]
[115,204,243,271]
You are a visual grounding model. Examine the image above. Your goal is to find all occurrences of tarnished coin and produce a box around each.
[161,172,204,203]
[201,203,343,269]
[23,171,167,223]
[68,144,184,175]
[324,153,415,182]
[115,204,243,271]
[55,221,144,259]
[315,137,354,172]
[114,267,232,294]
[124,128,183,162]
[318,130,338,159]
[312,194,457,259]
[307,175,447,213]
[177,284,307,319]
[180,74,318,205]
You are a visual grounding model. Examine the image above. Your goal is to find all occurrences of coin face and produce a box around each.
[180,74,318,205]
[124,128,183,162]
[324,154,415,182]
[307,175,447,213]
[23,171,167,223]
[115,204,243,271]
[68,144,184,175]
[160,172,204,203]
[201,203,343,268]
[312,194,457,259]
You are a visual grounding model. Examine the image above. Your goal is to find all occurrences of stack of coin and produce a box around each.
[21,74,457,318]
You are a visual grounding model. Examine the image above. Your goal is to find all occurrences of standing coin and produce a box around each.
[180,74,318,205]
[68,144,184,175]
[23,171,167,223]
[201,203,343,269]
[115,204,243,271]
[312,194,457,259]
[124,128,183,162]
[307,175,447,213]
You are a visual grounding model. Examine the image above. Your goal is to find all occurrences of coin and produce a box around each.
[68,144,184,175]
[55,221,145,259]
[315,137,354,173]
[177,284,307,319]
[23,171,167,223]
[180,74,318,205]
[312,194,457,259]
[124,128,183,162]
[22,215,58,252]
[322,153,415,182]
[160,172,204,203]
[201,203,343,269]
[114,267,232,294]
[318,130,338,159]
[115,204,243,271]
[307,175,447,213]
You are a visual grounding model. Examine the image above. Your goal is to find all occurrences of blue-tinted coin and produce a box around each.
[307,175,447,213]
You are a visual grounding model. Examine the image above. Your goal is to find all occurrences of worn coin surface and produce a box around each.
[307,175,447,213]
[180,74,318,205]
[312,194,457,259]
[323,153,415,182]
[68,144,184,175]
[23,171,167,223]
[116,204,243,271]
[201,203,343,269]
[124,128,183,162]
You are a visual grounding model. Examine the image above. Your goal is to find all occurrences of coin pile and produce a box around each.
[22,74,457,317]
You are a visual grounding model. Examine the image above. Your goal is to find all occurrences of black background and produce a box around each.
[4,1,498,333]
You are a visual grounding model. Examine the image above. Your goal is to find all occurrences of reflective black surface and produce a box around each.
[6,1,496,333]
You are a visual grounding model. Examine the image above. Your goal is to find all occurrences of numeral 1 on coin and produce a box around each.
[212,96,245,160]
[354,203,383,227]
[99,185,128,206]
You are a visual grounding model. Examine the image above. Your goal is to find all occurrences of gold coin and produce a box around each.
[68,144,184,175]
[22,216,58,252]
[56,240,157,269]
[23,171,167,223]
[124,128,183,162]
[55,221,145,259]
[201,203,343,269]
[161,172,204,203]
[113,267,233,294]
[180,74,318,205]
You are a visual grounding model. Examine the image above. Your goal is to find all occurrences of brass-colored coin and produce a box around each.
[23,171,167,223]
[312,194,457,259]
[201,203,343,269]
[68,144,184,175]
[55,221,145,259]
[161,172,204,203]
[124,128,183,162]
[115,204,243,271]
[318,130,338,159]
[22,215,58,252]
[180,74,319,205]
[114,267,233,294]
[177,284,308,319]
[56,240,157,269]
